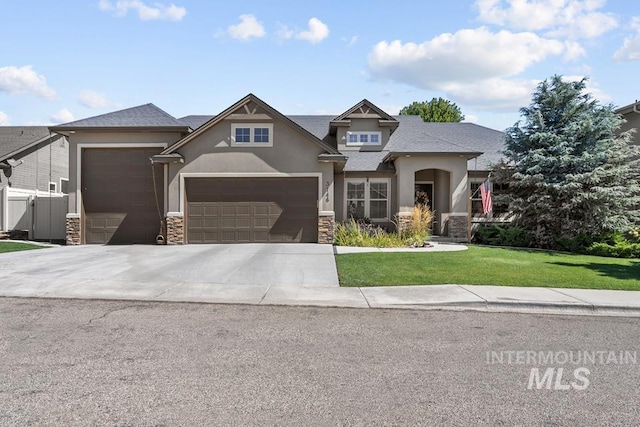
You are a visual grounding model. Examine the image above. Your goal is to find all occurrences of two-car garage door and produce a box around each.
[186,177,318,243]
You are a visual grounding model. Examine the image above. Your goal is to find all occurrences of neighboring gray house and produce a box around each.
[0,127,69,238]
[616,100,640,145]
[51,94,505,245]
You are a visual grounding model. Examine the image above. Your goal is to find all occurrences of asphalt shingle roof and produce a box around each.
[343,151,394,172]
[51,104,188,129]
[0,126,51,160]
[178,115,214,129]
[385,116,506,171]
[47,101,504,171]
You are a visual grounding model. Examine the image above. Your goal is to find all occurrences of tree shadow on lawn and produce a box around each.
[548,261,640,281]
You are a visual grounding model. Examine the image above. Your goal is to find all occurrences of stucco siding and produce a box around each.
[620,112,640,146]
[166,116,334,214]
[394,156,469,214]
[337,118,391,152]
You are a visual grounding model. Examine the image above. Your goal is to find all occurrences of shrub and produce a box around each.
[473,224,533,248]
[400,205,434,246]
[587,242,640,259]
[334,218,405,248]
[554,233,594,253]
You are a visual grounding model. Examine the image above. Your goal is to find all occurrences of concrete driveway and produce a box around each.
[0,244,357,306]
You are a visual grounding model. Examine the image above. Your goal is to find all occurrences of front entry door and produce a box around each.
[414,182,434,209]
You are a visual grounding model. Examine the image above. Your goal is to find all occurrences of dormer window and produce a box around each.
[231,123,274,147]
[346,131,381,147]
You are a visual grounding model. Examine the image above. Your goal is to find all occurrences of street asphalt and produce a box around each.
[0,243,639,316]
[1,298,638,425]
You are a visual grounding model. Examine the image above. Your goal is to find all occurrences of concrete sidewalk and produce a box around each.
[1,243,639,316]
[2,275,640,317]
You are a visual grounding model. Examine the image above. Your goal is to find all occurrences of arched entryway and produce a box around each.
[415,169,450,235]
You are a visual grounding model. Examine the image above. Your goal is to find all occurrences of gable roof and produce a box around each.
[0,126,58,161]
[332,99,397,123]
[162,94,341,155]
[50,103,190,132]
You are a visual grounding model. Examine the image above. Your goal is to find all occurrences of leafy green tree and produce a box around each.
[399,97,465,122]
[492,75,640,248]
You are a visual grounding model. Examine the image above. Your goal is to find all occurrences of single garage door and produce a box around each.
[186,177,318,243]
[82,148,163,244]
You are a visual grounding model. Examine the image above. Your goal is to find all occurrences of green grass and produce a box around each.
[336,246,640,290]
[0,242,47,254]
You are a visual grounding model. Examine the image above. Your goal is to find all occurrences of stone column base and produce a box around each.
[318,212,335,244]
[66,214,81,245]
[446,214,469,241]
[395,212,412,235]
[166,213,184,245]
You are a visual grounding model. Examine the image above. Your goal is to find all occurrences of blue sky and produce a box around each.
[0,0,638,131]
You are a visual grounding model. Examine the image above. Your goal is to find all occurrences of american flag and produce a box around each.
[480,179,492,214]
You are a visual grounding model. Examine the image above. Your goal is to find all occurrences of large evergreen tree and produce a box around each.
[399,97,465,122]
[492,75,640,247]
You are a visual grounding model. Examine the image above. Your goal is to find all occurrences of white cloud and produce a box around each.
[562,75,612,103]
[463,114,479,123]
[0,65,56,100]
[276,24,294,41]
[0,111,9,125]
[614,16,640,62]
[99,0,186,21]
[295,18,329,44]
[50,108,75,124]
[475,0,617,39]
[78,90,111,109]
[346,35,358,47]
[367,27,585,110]
[227,14,265,41]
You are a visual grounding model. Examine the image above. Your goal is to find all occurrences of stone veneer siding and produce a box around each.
[447,215,468,240]
[318,213,335,244]
[166,214,184,245]
[395,213,412,234]
[66,214,81,245]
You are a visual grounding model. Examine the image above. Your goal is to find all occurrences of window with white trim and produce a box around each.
[346,179,390,220]
[231,123,273,147]
[48,182,57,193]
[470,180,509,217]
[346,131,382,146]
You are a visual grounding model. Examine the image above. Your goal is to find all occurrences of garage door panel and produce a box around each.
[186,177,318,243]
[82,148,163,244]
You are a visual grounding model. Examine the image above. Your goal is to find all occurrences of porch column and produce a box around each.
[394,158,415,233]
[448,167,469,240]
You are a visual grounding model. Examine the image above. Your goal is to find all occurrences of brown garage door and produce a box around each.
[186,177,318,243]
[82,148,163,244]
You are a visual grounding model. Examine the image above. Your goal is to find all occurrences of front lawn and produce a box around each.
[336,246,640,290]
[0,242,47,254]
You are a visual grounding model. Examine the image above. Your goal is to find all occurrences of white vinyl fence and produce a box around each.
[1,187,68,241]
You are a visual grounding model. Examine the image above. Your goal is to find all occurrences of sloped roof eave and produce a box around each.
[161,94,340,155]
[383,151,483,162]
[0,133,62,162]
